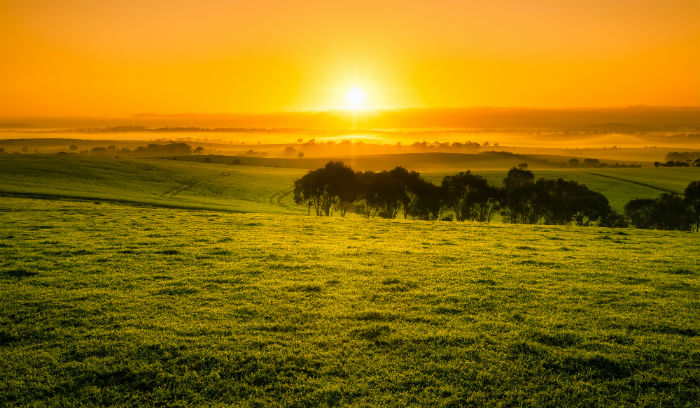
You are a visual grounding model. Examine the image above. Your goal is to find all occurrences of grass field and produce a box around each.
[1,153,699,406]
[1,198,698,406]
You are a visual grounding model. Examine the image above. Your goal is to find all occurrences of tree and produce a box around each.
[652,193,692,230]
[324,161,359,217]
[501,168,538,224]
[582,158,601,167]
[193,146,204,154]
[293,162,358,216]
[684,181,700,231]
[568,158,580,167]
[406,179,443,220]
[625,191,694,231]
[294,168,333,216]
[358,169,406,219]
[624,199,656,229]
[441,171,500,222]
[69,145,78,151]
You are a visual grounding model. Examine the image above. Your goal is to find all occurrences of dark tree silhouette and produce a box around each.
[624,199,656,229]
[293,161,358,216]
[406,179,443,220]
[358,169,406,218]
[441,171,500,222]
[652,193,693,230]
[501,168,538,224]
[684,181,700,231]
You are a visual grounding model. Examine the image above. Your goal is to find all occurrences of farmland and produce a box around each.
[0,153,699,406]
[1,154,698,213]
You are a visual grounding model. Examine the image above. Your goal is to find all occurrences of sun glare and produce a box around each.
[345,87,367,110]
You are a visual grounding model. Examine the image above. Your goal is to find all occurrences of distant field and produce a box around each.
[1,198,698,406]
[0,155,306,214]
[1,154,697,213]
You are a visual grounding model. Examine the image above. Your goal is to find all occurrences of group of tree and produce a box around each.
[296,162,615,226]
[656,151,700,167]
[624,181,699,231]
[294,162,699,231]
[86,143,199,157]
[654,160,700,168]
[566,157,640,168]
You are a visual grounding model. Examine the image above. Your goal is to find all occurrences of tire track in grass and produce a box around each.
[160,172,231,198]
[588,173,679,194]
[268,188,294,208]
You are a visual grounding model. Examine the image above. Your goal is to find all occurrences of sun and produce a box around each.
[345,87,367,110]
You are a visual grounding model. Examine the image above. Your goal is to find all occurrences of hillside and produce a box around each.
[1,197,698,406]
[1,154,697,213]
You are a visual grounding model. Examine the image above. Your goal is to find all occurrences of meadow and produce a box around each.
[1,153,699,406]
[1,197,698,406]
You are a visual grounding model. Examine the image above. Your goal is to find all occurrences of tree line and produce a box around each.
[294,162,699,231]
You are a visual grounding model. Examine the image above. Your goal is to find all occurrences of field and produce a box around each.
[1,153,699,406]
[1,154,698,213]
[1,197,699,406]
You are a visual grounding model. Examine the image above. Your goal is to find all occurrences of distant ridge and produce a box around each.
[1,106,698,130]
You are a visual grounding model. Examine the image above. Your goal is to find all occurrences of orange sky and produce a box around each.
[1,0,698,117]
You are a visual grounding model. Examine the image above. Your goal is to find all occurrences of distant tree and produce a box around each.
[568,158,580,167]
[21,146,28,153]
[582,158,601,167]
[69,145,78,151]
[193,146,204,154]
[517,162,528,169]
[283,146,296,156]
[91,146,107,155]
[684,181,700,231]
[297,152,304,159]
[665,151,700,162]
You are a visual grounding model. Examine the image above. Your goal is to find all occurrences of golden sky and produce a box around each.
[1,0,698,116]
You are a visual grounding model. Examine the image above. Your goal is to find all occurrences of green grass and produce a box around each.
[1,197,699,406]
[0,155,306,214]
[1,154,699,406]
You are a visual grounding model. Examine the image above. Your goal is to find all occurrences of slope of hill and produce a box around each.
[1,154,697,213]
[1,197,698,406]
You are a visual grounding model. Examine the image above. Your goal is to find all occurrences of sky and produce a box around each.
[1,0,698,117]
